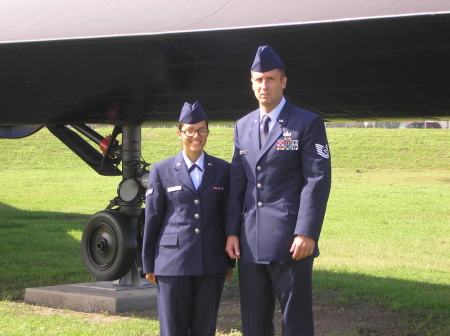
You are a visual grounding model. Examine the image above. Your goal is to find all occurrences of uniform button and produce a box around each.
[257,202,263,207]
[194,214,200,219]
[257,183,262,189]
[256,166,262,171]
[195,228,200,234]
[194,199,200,205]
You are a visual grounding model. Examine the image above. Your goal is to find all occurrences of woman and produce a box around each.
[142,101,233,336]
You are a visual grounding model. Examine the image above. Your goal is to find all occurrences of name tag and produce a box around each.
[167,186,182,192]
[239,150,248,155]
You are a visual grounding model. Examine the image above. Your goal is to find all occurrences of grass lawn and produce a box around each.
[0,126,449,335]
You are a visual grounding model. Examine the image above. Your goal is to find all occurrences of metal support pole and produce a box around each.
[118,125,143,286]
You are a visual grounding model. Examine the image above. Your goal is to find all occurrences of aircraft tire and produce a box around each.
[81,209,137,281]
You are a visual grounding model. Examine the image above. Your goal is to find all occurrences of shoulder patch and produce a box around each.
[315,144,330,159]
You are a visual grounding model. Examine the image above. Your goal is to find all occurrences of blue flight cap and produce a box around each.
[251,46,284,72]
[179,101,207,124]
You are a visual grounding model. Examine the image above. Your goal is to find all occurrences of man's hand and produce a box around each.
[225,235,241,259]
[290,235,315,260]
[145,272,157,285]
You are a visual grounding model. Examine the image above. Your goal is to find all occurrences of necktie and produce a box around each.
[260,114,271,147]
[188,163,203,173]
[188,163,203,189]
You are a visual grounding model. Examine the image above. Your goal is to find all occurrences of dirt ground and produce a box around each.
[217,280,412,336]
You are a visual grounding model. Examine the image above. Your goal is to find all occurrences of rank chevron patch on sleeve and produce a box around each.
[315,144,330,159]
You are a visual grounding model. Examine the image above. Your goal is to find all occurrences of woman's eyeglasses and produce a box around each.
[180,128,209,137]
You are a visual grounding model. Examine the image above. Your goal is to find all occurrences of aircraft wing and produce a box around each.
[1,0,450,128]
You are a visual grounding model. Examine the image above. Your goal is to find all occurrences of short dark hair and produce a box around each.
[178,120,209,130]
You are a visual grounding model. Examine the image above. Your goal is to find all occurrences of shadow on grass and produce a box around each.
[0,202,90,220]
[314,270,449,312]
[313,270,450,335]
[0,202,92,300]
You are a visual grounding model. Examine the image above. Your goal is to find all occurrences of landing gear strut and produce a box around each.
[48,123,149,285]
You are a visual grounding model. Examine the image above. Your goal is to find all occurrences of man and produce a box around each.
[225,46,331,336]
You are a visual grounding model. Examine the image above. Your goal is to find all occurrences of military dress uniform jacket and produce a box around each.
[226,100,331,262]
[142,151,230,276]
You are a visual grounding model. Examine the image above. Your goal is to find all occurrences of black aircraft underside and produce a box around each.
[1,0,449,283]
[1,0,450,127]
[1,15,450,127]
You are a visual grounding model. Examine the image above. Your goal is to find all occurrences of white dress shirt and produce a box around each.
[259,97,286,132]
[182,151,205,190]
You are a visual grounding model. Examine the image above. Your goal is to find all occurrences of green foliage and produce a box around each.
[329,128,449,170]
[0,127,449,335]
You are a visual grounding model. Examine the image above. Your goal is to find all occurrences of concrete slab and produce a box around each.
[25,281,158,313]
